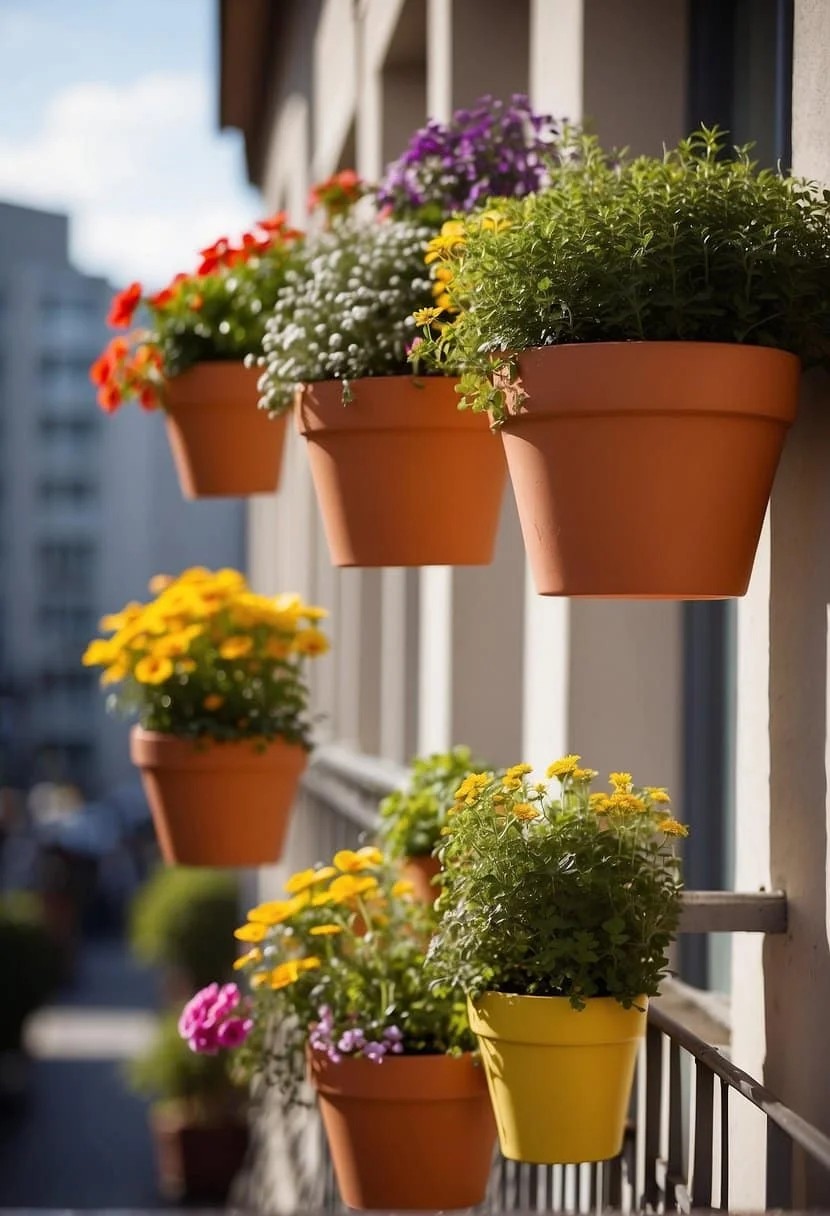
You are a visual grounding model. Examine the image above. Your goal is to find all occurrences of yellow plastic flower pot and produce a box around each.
[468,992,647,1164]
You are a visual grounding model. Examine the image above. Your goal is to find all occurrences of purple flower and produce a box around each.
[216,1017,254,1049]
[363,1041,388,1063]
[338,1028,367,1054]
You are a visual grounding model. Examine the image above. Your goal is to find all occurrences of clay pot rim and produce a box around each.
[130,725,309,771]
[163,361,264,410]
[297,373,496,437]
[309,1048,488,1100]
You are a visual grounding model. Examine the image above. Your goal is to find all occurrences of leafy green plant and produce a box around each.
[0,892,63,1050]
[416,127,830,420]
[129,868,240,994]
[429,758,685,1008]
[257,213,444,415]
[378,745,490,859]
[127,1015,242,1116]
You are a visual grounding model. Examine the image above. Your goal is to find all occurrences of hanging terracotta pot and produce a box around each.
[468,992,646,1164]
[130,728,307,867]
[164,362,286,499]
[296,376,506,567]
[499,343,800,597]
[309,1050,496,1210]
[401,854,441,903]
[150,1104,248,1200]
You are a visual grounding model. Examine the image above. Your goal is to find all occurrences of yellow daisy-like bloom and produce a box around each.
[434,266,454,284]
[203,693,224,711]
[572,767,598,782]
[609,771,633,790]
[284,866,337,895]
[413,306,444,326]
[264,638,290,660]
[589,793,610,814]
[334,847,383,873]
[504,763,533,780]
[659,817,688,838]
[311,890,334,907]
[82,639,118,668]
[646,787,671,804]
[512,802,539,821]
[273,592,304,617]
[302,605,329,622]
[327,874,379,903]
[268,956,321,990]
[546,755,581,780]
[99,602,143,633]
[219,635,253,660]
[391,879,415,899]
[455,772,492,803]
[310,924,343,936]
[251,971,270,990]
[234,922,267,943]
[134,655,174,685]
[148,573,174,594]
[424,228,467,264]
[293,627,330,657]
[607,792,647,816]
[100,661,128,686]
[233,948,262,970]
[247,895,308,925]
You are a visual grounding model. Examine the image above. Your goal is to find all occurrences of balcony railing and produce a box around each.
[232,745,830,1214]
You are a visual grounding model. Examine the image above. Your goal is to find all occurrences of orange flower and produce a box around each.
[107,281,142,328]
[98,383,122,414]
[89,352,111,386]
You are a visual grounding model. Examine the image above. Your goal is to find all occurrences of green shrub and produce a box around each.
[378,745,490,858]
[417,127,830,420]
[127,1015,239,1113]
[129,868,239,993]
[0,892,63,1050]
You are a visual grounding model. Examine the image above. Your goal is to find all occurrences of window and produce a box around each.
[39,417,99,447]
[38,541,96,599]
[38,480,98,507]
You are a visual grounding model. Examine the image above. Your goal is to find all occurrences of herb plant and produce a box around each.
[377,94,560,224]
[257,213,439,415]
[182,847,474,1102]
[82,567,329,745]
[416,127,830,420]
[429,759,685,1008]
[90,213,304,413]
[378,745,490,859]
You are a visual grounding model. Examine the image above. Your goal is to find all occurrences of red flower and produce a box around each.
[196,238,231,276]
[308,169,365,221]
[89,351,111,386]
[107,281,143,328]
[149,286,175,308]
[98,383,122,414]
[257,210,288,233]
[138,386,159,411]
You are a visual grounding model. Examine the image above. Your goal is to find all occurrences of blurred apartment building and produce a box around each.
[0,200,245,797]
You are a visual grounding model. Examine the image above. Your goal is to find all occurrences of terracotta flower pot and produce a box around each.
[401,854,441,903]
[150,1104,248,1201]
[296,376,506,566]
[164,362,286,499]
[499,343,800,597]
[468,992,646,1164]
[130,727,308,867]
[309,1051,496,1210]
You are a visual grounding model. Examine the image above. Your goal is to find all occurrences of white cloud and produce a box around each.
[0,71,262,286]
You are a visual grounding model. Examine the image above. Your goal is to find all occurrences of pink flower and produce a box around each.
[178,982,250,1055]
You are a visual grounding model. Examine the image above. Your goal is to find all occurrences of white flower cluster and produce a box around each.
[258,215,435,414]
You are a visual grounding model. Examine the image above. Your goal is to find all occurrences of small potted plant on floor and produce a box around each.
[378,744,490,901]
[0,892,63,1105]
[182,846,497,1210]
[82,567,330,867]
[89,213,303,498]
[430,757,685,1165]
[129,868,240,1002]
[416,127,830,596]
[129,1010,250,1201]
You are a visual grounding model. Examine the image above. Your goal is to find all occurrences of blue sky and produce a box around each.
[0,0,262,286]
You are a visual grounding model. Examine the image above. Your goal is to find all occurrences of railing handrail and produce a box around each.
[648,1004,830,1174]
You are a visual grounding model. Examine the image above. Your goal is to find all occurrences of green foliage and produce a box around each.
[378,745,490,858]
[417,127,830,420]
[129,868,239,993]
[429,761,684,1008]
[233,848,475,1102]
[258,213,445,415]
[127,1015,240,1109]
[0,892,63,1050]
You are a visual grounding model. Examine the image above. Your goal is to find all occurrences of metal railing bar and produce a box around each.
[720,1079,729,1210]
[649,1005,830,1173]
[767,1118,794,1207]
[692,1060,715,1205]
[667,1036,684,1206]
[643,1021,663,1208]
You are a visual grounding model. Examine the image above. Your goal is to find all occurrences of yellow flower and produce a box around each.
[265,638,290,660]
[134,655,174,685]
[177,658,196,674]
[646,787,671,804]
[82,639,118,668]
[251,971,270,989]
[302,605,329,622]
[659,817,689,838]
[292,627,330,657]
[455,772,492,803]
[589,793,610,814]
[424,225,467,264]
[546,755,581,780]
[310,924,343,936]
[273,592,305,617]
[219,635,253,660]
[233,948,262,970]
[505,763,533,780]
[101,661,128,686]
[572,767,598,782]
[334,847,382,873]
[99,602,143,633]
[607,792,647,815]
[413,306,444,326]
[391,879,415,898]
[434,266,454,283]
[434,292,452,310]
[609,771,633,790]
[247,896,308,925]
[512,802,539,821]
[268,956,321,989]
[148,573,174,594]
[327,874,379,903]
[478,209,512,233]
[284,866,337,895]
[203,693,224,711]
[234,922,267,942]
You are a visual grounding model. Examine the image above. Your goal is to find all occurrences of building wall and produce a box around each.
[0,201,246,797]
